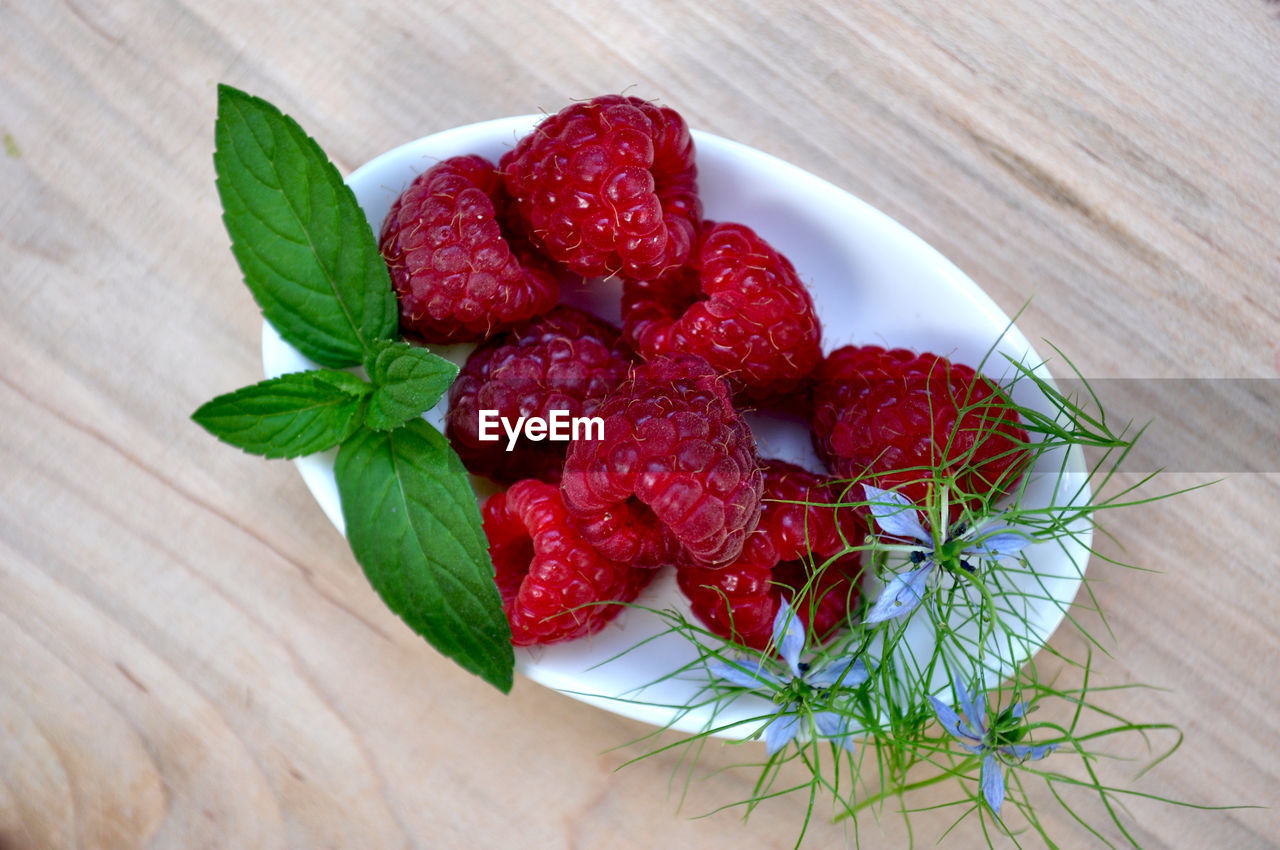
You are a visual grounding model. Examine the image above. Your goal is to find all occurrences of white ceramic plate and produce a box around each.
[262,116,1091,737]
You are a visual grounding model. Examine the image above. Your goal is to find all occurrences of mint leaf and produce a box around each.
[193,370,371,458]
[335,420,513,692]
[364,341,460,431]
[214,84,398,368]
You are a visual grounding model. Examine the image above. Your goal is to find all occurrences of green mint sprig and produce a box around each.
[195,84,513,693]
[214,85,398,367]
[191,369,372,458]
[336,421,514,684]
[362,339,461,431]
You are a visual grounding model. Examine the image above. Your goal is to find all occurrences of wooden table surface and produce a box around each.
[3,1,1277,847]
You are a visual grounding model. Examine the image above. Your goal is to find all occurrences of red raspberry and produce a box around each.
[677,460,864,650]
[500,95,701,280]
[622,221,822,404]
[560,354,763,569]
[483,479,652,646]
[379,154,558,343]
[811,346,1029,517]
[446,306,634,484]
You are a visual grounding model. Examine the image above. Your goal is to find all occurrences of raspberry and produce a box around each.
[560,354,763,569]
[379,154,558,343]
[811,346,1029,516]
[677,460,864,650]
[623,221,822,404]
[500,95,701,280]
[483,479,652,646]
[446,306,634,484]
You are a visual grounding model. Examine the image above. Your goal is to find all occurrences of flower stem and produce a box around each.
[835,755,980,820]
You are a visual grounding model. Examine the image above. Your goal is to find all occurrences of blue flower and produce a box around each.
[862,484,1029,624]
[930,676,1057,817]
[708,599,869,755]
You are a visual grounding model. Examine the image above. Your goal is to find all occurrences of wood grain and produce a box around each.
[2,0,1277,846]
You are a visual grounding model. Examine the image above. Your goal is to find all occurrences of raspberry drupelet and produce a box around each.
[483,479,652,646]
[500,95,701,281]
[677,459,865,651]
[446,306,634,484]
[378,154,558,343]
[811,345,1029,518]
[623,221,823,405]
[559,354,764,570]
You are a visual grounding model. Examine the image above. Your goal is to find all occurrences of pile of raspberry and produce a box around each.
[378,95,1028,648]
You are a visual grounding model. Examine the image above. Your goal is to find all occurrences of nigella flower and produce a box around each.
[709,599,869,755]
[930,676,1057,816]
[862,484,1029,624]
